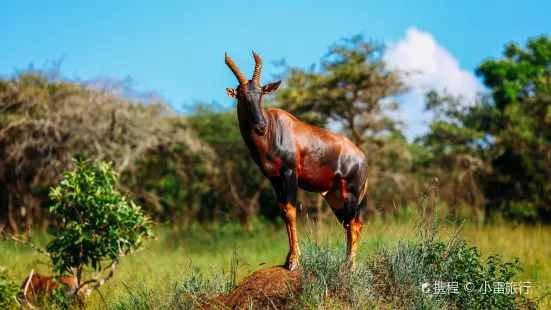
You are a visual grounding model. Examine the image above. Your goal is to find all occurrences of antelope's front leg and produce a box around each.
[280,202,299,270]
[271,170,300,271]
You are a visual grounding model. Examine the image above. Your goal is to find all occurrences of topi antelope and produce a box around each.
[224,51,369,271]
[20,270,86,301]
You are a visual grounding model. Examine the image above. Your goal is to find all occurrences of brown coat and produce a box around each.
[21,272,79,300]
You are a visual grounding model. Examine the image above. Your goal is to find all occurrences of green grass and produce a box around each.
[1,215,550,309]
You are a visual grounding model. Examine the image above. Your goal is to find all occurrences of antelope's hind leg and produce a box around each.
[324,180,363,270]
[270,170,300,271]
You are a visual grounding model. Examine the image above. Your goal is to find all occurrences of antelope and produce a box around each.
[224,51,369,271]
[20,270,86,302]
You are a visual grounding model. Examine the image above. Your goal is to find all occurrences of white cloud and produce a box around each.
[383,27,484,141]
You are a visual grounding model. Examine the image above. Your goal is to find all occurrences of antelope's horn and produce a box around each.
[252,50,262,84]
[225,53,248,85]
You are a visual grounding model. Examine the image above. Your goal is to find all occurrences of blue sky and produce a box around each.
[1,0,550,139]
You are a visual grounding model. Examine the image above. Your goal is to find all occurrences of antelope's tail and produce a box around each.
[356,172,369,219]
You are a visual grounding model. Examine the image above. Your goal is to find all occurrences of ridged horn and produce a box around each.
[252,50,262,84]
[225,53,248,85]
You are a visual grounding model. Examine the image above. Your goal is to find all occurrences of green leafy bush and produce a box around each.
[0,157,155,306]
[45,157,154,300]
[0,266,21,310]
[48,157,153,273]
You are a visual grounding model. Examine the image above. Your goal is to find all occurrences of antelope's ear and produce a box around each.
[262,80,281,94]
[226,88,238,98]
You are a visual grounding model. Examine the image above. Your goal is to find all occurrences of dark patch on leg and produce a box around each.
[332,208,348,225]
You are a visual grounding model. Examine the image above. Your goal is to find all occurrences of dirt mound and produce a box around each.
[207,266,301,309]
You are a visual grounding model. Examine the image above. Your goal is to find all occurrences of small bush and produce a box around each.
[48,157,154,275]
[45,157,154,300]
[0,266,21,310]
[1,157,154,307]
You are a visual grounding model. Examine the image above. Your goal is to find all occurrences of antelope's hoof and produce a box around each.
[348,259,357,272]
[286,262,299,271]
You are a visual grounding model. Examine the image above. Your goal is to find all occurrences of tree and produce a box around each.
[419,35,551,223]
[474,35,551,222]
[124,142,217,229]
[0,69,215,232]
[417,91,488,223]
[1,158,154,303]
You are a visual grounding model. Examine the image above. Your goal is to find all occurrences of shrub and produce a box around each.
[0,266,21,310]
[1,157,154,305]
[46,157,154,300]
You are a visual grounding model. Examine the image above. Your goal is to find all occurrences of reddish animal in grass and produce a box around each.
[225,51,369,271]
[20,271,82,301]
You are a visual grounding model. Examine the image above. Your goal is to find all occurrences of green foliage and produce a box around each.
[374,224,537,310]
[420,35,551,223]
[273,34,407,140]
[47,157,154,274]
[177,267,231,298]
[274,34,407,144]
[125,141,215,227]
[3,33,551,232]
[187,108,277,225]
[0,266,20,310]
[475,36,551,222]
[419,238,531,309]
[3,219,548,309]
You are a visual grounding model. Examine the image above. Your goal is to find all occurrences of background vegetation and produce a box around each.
[2,34,550,230]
